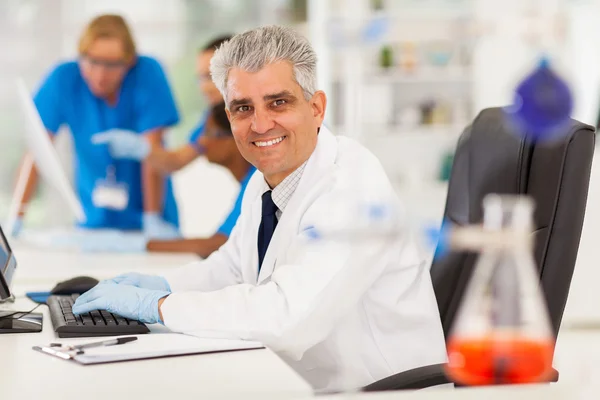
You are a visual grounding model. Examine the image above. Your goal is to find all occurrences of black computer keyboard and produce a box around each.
[48,294,150,338]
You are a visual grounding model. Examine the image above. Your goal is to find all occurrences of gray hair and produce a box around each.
[210,25,317,105]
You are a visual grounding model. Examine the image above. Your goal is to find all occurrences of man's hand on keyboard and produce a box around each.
[103,272,171,292]
[72,283,169,324]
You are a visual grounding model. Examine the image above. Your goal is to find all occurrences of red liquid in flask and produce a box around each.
[445,336,554,385]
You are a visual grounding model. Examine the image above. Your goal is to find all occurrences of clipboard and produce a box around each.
[33,333,264,365]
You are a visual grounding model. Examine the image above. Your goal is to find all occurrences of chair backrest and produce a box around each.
[431,107,595,338]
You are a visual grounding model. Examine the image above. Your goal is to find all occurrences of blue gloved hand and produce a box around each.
[72,283,169,324]
[8,217,23,238]
[103,272,171,292]
[91,129,150,160]
[143,212,181,240]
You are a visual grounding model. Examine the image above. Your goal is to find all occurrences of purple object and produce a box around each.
[504,57,573,143]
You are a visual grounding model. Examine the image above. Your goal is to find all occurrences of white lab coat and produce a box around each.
[161,127,447,392]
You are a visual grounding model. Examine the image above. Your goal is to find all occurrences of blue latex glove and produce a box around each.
[72,283,169,324]
[103,272,171,292]
[91,129,150,160]
[8,217,23,238]
[143,212,181,240]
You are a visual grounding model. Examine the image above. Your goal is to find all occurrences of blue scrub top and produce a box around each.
[187,110,208,152]
[33,56,180,230]
[216,167,256,237]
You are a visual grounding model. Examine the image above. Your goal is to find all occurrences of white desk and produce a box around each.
[1,241,595,400]
[10,242,199,285]
[1,295,578,400]
[1,243,313,400]
[320,384,574,400]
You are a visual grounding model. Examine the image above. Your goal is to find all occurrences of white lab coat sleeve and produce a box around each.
[161,221,244,292]
[160,190,416,360]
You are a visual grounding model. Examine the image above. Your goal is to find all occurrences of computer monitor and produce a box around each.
[5,78,86,237]
[0,223,17,301]
[0,223,43,333]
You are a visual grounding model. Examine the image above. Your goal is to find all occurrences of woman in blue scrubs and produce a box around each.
[96,35,234,173]
[13,14,179,239]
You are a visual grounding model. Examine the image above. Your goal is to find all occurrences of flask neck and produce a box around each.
[483,195,534,233]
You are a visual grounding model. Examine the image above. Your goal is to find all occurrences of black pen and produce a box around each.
[51,336,137,351]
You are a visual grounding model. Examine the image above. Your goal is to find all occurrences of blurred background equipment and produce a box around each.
[0,0,588,232]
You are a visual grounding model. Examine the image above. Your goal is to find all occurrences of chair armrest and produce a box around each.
[362,363,451,391]
[362,364,559,391]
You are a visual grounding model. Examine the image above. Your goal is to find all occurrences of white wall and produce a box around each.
[563,144,600,327]
[566,1,600,125]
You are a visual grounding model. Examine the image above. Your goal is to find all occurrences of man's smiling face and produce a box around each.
[225,61,325,187]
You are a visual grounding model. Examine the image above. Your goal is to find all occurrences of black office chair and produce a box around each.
[364,107,596,391]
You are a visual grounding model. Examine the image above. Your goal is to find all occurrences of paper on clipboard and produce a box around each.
[33,334,264,365]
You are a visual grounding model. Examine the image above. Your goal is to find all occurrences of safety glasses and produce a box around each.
[80,55,128,71]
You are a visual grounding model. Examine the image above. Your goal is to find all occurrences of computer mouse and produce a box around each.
[51,276,99,295]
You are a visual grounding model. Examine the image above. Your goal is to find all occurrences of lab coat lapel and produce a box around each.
[257,127,338,284]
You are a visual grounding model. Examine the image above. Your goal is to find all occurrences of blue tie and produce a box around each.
[258,190,278,271]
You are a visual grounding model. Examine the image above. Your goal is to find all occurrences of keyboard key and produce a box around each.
[99,311,116,325]
[90,310,105,324]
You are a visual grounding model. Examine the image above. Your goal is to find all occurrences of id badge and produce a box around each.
[92,166,129,210]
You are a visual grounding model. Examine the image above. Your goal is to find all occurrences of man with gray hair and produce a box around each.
[73,25,447,392]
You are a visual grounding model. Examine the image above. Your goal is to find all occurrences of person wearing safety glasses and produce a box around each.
[94,35,233,174]
[12,14,180,240]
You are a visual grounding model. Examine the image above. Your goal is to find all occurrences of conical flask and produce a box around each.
[445,194,555,385]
